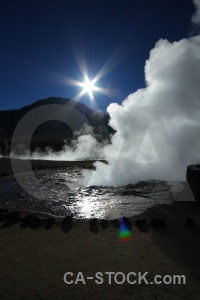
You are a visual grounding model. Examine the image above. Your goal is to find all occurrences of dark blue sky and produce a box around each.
[0,0,195,112]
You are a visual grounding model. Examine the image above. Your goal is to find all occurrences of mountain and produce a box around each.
[0,97,113,155]
[0,97,111,137]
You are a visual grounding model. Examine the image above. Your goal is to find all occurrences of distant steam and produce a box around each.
[192,0,200,24]
[10,124,108,161]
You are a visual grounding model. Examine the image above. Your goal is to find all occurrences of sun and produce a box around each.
[78,77,97,99]
[64,49,124,103]
[82,78,95,93]
[64,61,116,102]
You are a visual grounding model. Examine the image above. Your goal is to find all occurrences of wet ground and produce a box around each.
[0,168,183,219]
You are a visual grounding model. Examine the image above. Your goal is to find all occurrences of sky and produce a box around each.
[5,0,200,187]
[0,0,197,112]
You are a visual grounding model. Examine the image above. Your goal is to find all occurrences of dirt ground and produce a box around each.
[0,158,200,300]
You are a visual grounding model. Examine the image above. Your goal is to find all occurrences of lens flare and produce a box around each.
[119,215,132,242]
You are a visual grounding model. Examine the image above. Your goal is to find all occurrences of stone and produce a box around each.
[135,218,147,226]
[89,218,98,233]
[100,219,108,230]
[185,218,196,228]
[187,165,200,202]
[125,184,134,189]
[112,219,120,228]
[150,218,166,227]
[89,218,98,225]
[135,218,149,232]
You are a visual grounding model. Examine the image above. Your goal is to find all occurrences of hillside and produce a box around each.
[0,97,112,155]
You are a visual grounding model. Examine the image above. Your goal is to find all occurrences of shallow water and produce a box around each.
[0,169,178,219]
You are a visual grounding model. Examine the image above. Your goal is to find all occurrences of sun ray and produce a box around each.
[60,47,128,105]
[73,89,87,102]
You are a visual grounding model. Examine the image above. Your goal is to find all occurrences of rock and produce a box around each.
[89,218,98,225]
[0,212,21,228]
[89,218,98,233]
[185,218,196,228]
[135,218,149,232]
[0,209,8,215]
[0,172,8,177]
[62,216,73,233]
[20,214,33,228]
[30,216,44,229]
[100,219,108,230]
[112,219,120,228]
[134,181,148,188]
[44,218,55,230]
[135,218,147,226]
[125,184,134,189]
[150,218,166,227]
[63,216,73,223]
[187,165,200,202]
[122,191,128,196]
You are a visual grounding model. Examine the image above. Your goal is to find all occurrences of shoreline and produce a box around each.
[0,157,107,177]
[1,199,200,225]
[0,157,196,221]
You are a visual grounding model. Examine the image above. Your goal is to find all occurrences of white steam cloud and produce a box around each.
[31,134,104,161]
[85,3,200,186]
[192,0,200,24]
[7,0,200,187]
[10,125,107,161]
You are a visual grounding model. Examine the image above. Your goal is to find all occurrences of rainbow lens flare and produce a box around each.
[119,217,132,242]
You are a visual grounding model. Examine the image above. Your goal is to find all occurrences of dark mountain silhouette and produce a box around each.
[0,97,111,137]
[0,97,113,155]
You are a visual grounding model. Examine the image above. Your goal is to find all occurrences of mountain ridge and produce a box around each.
[0,97,112,155]
[0,97,111,137]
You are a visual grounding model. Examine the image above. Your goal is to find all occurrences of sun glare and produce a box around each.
[64,59,117,103]
[78,77,97,100]
[63,47,125,103]
[82,79,95,93]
